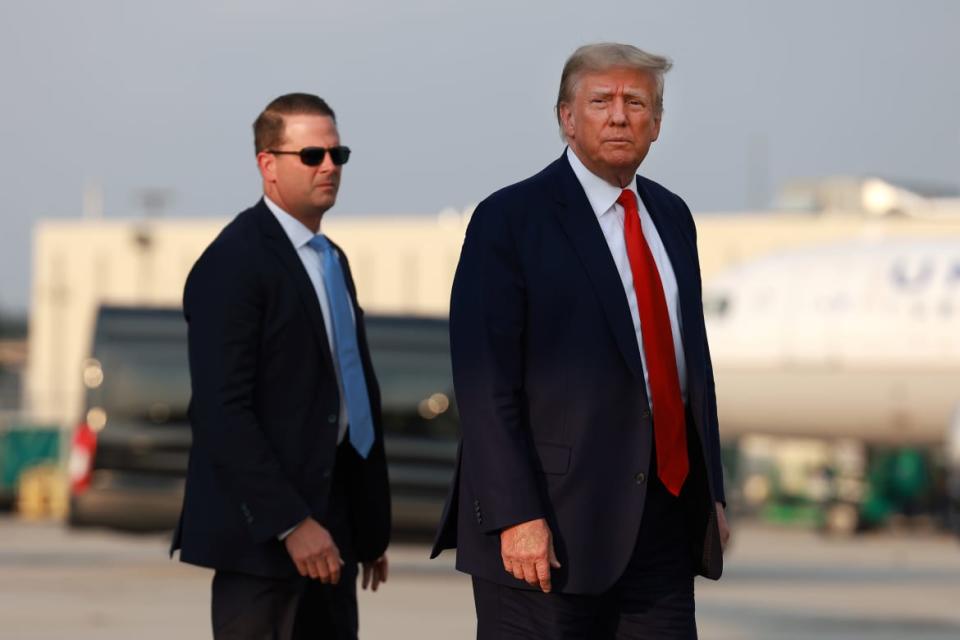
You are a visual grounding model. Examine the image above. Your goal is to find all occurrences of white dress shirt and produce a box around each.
[264,195,350,443]
[565,148,688,405]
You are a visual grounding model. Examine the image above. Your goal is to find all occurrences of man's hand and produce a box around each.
[500,517,561,593]
[362,554,388,592]
[283,518,343,584]
[716,502,731,552]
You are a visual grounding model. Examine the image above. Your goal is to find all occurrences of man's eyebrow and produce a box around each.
[585,87,649,98]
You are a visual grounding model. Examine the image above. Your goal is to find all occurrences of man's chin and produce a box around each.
[310,196,337,213]
[599,152,644,172]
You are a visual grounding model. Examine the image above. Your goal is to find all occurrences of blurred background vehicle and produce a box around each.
[67,306,188,530]
[947,405,960,538]
[66,306,457,535]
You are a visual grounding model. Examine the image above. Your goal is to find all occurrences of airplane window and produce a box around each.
[703,294,730,317]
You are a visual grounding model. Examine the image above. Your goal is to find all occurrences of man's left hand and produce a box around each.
[362,554,388,592]
[716,502,730,552]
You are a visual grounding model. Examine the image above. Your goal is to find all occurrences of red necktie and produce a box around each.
[618,189,688,496]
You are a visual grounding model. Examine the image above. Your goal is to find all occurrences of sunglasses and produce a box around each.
[267,146,351,167]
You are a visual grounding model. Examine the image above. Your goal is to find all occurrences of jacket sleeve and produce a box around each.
[450,199,544,533]
[184,241,311,543]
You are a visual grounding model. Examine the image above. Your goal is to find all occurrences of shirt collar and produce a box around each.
[565,147,639,219]
[263,195,319,250]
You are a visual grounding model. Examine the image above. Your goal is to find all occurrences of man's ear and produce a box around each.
[651,113,662,142]
[559,103,575,140]
[256,151,276,183]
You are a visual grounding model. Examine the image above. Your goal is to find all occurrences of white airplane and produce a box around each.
[704,238,960,446]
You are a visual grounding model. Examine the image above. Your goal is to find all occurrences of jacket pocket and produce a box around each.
[534,442,571,475]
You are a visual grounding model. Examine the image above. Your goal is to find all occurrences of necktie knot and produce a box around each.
[617,189,638,213]
[307,234,332,255]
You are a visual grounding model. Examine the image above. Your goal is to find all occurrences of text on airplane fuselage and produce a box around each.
[891,257,960,292]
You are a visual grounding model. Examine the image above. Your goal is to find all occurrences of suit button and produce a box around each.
[641,409,651,420]
[322,468,332,479]
[635,472,646,485]
[328,414,337,424]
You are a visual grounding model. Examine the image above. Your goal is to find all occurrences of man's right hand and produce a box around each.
[283,517,343,584]
[500,517,561,593]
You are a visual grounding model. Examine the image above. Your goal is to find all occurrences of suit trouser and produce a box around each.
[211,443,359,640]
[211,570,303,640]
[472,458,698,640]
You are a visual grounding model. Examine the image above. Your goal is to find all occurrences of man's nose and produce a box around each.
[609,97,627,125]
[317,151,337,172]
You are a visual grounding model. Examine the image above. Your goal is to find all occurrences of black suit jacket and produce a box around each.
[431,155,724,594]
[171,200,390,578]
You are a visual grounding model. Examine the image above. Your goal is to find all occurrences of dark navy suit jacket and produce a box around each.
[171,200,390,578]
[431,155,724,594]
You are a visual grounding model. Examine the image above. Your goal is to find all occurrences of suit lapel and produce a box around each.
[550,157,645,380]
[635,178,710,443]
[635,177,705,373]
[255,201,337,374]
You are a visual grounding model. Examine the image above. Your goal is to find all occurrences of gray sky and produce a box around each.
[2,0,959,313]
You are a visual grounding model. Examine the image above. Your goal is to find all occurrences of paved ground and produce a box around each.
[1,516,959,639]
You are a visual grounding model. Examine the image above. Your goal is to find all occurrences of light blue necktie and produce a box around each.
[307,235,374,458]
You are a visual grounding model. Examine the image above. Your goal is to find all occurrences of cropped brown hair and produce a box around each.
[253,93,336,154]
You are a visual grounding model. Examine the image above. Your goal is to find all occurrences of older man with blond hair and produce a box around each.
[432,43,729,639]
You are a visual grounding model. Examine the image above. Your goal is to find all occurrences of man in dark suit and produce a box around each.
[171,93,390,640]
[432,44,730,638]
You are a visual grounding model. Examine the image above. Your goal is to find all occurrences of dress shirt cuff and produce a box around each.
[277,520,303,541]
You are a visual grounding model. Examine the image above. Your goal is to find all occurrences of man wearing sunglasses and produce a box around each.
[172,93,391,640]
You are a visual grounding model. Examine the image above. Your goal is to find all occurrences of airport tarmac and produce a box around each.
[1,515,959,639]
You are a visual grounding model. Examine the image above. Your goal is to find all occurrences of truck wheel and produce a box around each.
[823,502,860,536]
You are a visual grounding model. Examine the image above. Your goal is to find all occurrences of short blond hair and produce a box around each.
[555,43,673,136]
